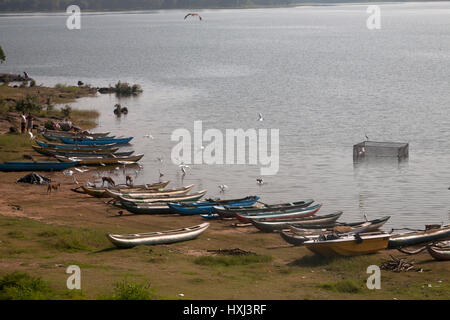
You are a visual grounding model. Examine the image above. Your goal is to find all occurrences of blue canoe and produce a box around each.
[168,196,260,215]
[36,140,119,150]
[59,137,133,145]
[0,161,79,172]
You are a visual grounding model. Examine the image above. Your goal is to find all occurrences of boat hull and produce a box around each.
[168,196,260,215]
[304,233,390,257]
[388,225,450,249]
[106,223,210,248]
[59,137,133,145]
[0,161,79,172]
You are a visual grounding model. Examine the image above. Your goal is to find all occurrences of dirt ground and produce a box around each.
[0,169,448,300]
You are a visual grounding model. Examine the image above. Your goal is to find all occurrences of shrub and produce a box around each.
[61,105,72,118]
[0,272,53,300]
[114,81,143,96]
[14,95,42,113]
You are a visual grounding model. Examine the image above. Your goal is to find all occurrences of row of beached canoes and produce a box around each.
[73,179,450,257]
[0,129,142,171]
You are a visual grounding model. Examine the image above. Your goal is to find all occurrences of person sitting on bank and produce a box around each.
[20,112,26,133]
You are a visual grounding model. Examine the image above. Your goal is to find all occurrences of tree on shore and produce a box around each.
[0,45,5,63]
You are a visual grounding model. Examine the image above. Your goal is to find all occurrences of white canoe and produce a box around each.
[106,223,210,248]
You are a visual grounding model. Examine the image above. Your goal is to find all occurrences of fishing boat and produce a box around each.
[106,223,210,248]
[291,216,391,231]
[387,225,450,249]
[33,145,132,157]
[59,137,133,145]
[213,199,315,219]
[42,132,115,142]
[105,184,195,199]
[167,196,260,215]
[426,242,450,261]
[42,129,111,138]
[234,204,322,223]
[280,222,375,246]
[119,201,174,215]
[303,232,391,257]
[0,161,79,172]
[292,217,390,233]
[118,190,208,204]
[250,211,343,233]
[55,154,144,165]
[36,140,119,150]
[80,181,170,198]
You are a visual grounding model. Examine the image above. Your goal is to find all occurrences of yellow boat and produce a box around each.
[303,232,390,257]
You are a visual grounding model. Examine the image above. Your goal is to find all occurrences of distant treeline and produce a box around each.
[0,0,301,11]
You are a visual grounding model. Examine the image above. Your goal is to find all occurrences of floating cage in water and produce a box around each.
[353,141,409,160]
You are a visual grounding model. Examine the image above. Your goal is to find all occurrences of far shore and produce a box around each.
[0,1,444,14]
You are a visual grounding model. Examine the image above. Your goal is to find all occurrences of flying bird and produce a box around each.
[256,178,264,185]
[184,13,202,20]
[143,134,154,139]
[218,184,228,193]
[365,133,369,141]
[258,113,263,122]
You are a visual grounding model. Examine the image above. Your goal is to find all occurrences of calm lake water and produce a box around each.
[1,3,450,228]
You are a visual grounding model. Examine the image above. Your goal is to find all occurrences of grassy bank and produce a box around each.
[0,209,448,300]
[0,82,99,133]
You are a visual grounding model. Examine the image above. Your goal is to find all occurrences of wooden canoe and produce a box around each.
[105,184,195,199]
[55,154,144,165]
[167,196,261,215]
[303,232,390,257]
[426,242,450,261]
[32,145,120,155]
[106,223,210,248]
[280,221,373,246]
[250,211,343,233]
[42,129,111,138]
[36,140,118,150]
[235,204,322,223]
[0,161,79,172]
[213,199,315,219]
[106,184,195,199]
[292,216,391,231]
[120,201,174,215]
[33,146,133,158]
[42,132,116,142]
[80,181,171,198]
[388,225,450,249]
[59,137,133,145]
[289,216,390,233]
[118,190,207,204]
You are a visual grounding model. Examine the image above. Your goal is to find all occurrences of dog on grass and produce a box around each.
[101,177,116,187]
[47,183,61,194]
[125,175,133,186]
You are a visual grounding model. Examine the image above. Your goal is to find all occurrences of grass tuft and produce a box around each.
[319,279,362,294]
[105,280,157,300]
